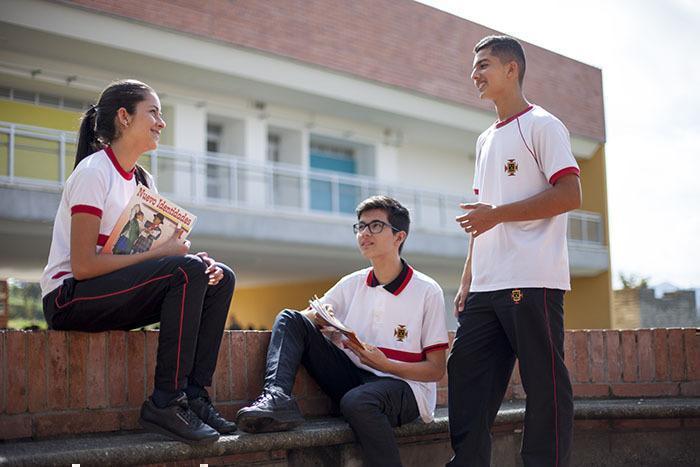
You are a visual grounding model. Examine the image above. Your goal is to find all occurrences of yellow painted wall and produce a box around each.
[227,278,340,330]
[565,144,613,329]
[0,100,81,131]
[0,100,81,179]
[566,272,612,329]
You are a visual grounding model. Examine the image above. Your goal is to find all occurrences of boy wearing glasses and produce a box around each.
[236,195,449,467]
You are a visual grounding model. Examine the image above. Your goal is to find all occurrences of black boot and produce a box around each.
[236,388,304,433]
[139,394,219,445]
[189,394,237,434]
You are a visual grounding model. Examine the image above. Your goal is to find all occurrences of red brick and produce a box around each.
[511,360,521,385]
[589,331,605,383]
[68,332,88,409]
[612,418,682,431]
[668,329,685,381]
[34,410,121,438]
[683,418,700,428]
[611,382,679,398]
[683,329,699,381]
[245,331,270,400]
[605,330,622,382]
[119,407,140,430]
[574,419,610,431]
[47,331,69,410]
[230,331,246,400]
[127,331,146,406]
[305,371,325,398]
[60,0,606,142]
[437,387,448,406]
[200,451,287,465]
[503,384,514,401]
[572,383,609,398]
[216,402,246,423]
[292,365,308,398]
[564,332,574,374]
[438,366,448,389]
[213,332,231,402]
[652,329,669,381]
[620,330,638,383]
[108,331,127,407]
[297,395,332,417]
[86,333,107,409]
[680,381,700,396]
[573,331,589,383]
[0,331,5,413]
[512,384,526,399]
[145,330,158,395]
[27,332,48,413]
[6,331,28,414]
[0,413,31,440]
[637,329,654,382]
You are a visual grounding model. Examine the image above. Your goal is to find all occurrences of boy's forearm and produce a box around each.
[382,358,445,382]
[494,175,581,223]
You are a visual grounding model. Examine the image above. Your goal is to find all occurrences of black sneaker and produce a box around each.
[189,394,237,434]
[139,394,220,445]
[235,388,304,433]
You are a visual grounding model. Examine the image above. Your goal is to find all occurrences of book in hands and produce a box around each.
[102,186,197,255]
[309,296,366,350]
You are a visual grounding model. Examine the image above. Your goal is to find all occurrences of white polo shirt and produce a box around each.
[320,260,449,422]
[40,147,156,297]
[470,104,579,292]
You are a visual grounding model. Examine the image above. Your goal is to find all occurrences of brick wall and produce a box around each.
[59,0,604,141]
[1,328,698,440]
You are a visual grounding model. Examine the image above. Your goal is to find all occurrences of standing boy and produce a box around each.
[236,196,449,467]
[448,35,581,467]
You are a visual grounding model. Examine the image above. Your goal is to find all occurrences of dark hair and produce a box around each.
[75,79,154,186]
[356,195,410,254]
[474,35,526,86]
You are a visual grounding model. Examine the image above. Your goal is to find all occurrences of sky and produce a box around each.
[417,0,700,290]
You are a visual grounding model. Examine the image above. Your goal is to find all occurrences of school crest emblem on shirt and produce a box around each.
[394,324,408,342]
[511,289,523,304]
[504,159,518,176]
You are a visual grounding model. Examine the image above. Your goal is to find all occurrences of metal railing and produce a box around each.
[0,120,604,241]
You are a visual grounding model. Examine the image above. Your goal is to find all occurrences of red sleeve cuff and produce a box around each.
[424,342,449,354]
[71,204,103,218]
[549,166,580,185]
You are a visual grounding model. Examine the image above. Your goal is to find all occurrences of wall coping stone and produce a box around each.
[1,398,698,466]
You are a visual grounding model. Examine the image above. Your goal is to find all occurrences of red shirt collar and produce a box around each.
[104,146,135,181]
[495,105,534,129]
[366,259,414,296]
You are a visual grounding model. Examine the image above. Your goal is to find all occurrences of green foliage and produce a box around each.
[7,318,47,330]
[7,279,44,323]
[618,272,649,289]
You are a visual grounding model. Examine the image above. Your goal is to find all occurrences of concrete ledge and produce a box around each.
[2,399,699,466]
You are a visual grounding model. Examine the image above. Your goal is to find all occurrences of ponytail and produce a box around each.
[74,105,101,169]
[134,164,149,188]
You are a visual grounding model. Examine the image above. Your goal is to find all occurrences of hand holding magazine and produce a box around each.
[309,296,366,350]
[102,186,197,255]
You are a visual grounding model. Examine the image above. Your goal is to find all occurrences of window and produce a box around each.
[206,123,225,198]
[309,141,360,214]
[268,133,280,162]
[0,87,90,110]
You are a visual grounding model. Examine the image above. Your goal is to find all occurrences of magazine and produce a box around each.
[309,295,366,350]
[102,186,197,255]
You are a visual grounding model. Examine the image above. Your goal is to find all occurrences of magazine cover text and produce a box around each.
[102,186,197,255]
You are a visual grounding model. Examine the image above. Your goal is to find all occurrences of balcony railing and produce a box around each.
[0,120,605,242]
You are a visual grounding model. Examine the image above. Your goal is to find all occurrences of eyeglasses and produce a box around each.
[352,220,401,235]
